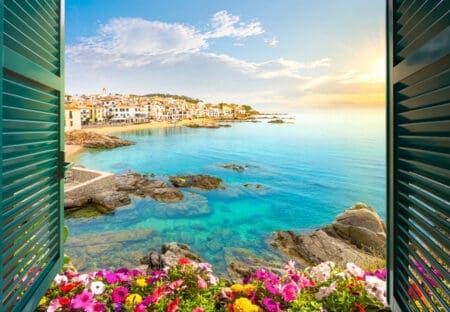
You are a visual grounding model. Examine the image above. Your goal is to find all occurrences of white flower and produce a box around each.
[53,274,68,285]
[310,262,334,282]
[346,262,364,278]
[90,281,106,295]
[315,281,337,300]
[198,262,213,272]
[365,276,388,307]
[75,273,90,286]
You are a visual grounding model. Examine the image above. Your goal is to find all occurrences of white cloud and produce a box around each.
[264,37,279,46]
[205,10,264,39]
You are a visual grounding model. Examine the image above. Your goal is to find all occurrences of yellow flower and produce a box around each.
[38,296,48,306]
[135,278,147,288]
[231,283,244,293]
[233,297,260,312]
[125,293,143,308]
[243,284,256,296]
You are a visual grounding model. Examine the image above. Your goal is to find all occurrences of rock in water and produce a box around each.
[223,164,246,172]
[270,202,386,268]
[169,174,223,190]
[140,242,203,272]
[65,130,135,148]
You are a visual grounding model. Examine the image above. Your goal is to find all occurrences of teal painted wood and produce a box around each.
[1,1,64,311]
[387,0,449,311]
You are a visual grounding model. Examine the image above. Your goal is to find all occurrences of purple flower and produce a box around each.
[262,298,281,312]
[72,290,94,309]
[281,282,298,302]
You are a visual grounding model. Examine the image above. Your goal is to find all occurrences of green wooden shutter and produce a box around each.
[1,0,64,311]
[387,0,449,311]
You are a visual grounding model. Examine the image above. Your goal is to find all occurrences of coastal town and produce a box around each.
[65,88,257,130]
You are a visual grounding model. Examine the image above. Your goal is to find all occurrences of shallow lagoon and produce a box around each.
[65,110,385,274]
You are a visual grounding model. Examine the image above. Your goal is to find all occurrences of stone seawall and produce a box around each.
[65,167,115,199]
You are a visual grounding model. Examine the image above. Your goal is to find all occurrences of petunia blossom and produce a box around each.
[72,290,94,309]
[167,297,180,312]
[316,281,337,300]
[262,297,281,312]
[111,286,128,303]
[281,282,298,302]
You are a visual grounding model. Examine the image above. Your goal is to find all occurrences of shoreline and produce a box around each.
[64,118,215,161]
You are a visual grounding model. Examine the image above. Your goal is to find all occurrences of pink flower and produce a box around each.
[106,272,119,284]
[86,301,106,312]
[192,308,205,312]
[346,263,364,278]
[262,298,281,312]
[168,279,184,291]
[150,286,166,303]
[207,273,218,285]
[47,299,62,312]
[281,282,298,302]
[167,297,180,312]
[197,275,207,289]
[134,304,147,312]
[72,290,94,309]
[111,286,128,303]
[264,280,281,295]
[298,276,315,288]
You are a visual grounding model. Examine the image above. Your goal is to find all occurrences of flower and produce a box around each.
[106,272,119,284]
[243,284,256,296]
[90,281,105,295]
[86,301,106,312]
[231,284,244,293]
[262,297,281,312]
[38,296,48,306]
[53,274,68,285]
[355,302,366,312]
[58,297,70,305]
[316,281,337,300]
[233,297,260,312]
[310,262,334,282]
[149,285,166,303]
[197,274,207,289]
[125,293,143,308]
[264,280,281,295]
[178,257,191,265]
[60,282,80,292]
[192,308,205,312]
[346,263,365,278]
[47,298,62,312]
[198,262,213,272]
[135,278,147,288]
[282,282,298,302]
[168,279,184,291]
[207,272,218,285]
[112,286,128,303]
[167,297,180,312]
[72,290,94,309]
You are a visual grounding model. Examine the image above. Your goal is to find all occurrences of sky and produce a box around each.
[65,0,386,112]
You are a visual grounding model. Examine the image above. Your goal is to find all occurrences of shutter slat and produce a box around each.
[398,135,450,152]
[398,158,450,185]
[3,140,57,160]
[398,85,450,110]
[399,103,450,122]
[2,156,57,185]
[397,0,441,37]
[398,68,450,98]
[398,119,450,134]
[398,169,449,201]
[2,171,55,205]
[398,146,450,168]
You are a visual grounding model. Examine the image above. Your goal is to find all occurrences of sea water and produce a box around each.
[65,110,386,273]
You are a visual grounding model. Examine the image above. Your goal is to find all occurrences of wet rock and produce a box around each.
[92,191,131,210]
[141,242,203,272]
[169,174,223,190]
[268,119,284,124]
[116,171,183,202]
[270,202,386,268]
[64,195,90,208]
[65,130,135,148]
[223,164,246,172]
[149,193,210,218]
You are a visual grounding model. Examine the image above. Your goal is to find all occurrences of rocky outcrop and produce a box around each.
[270,203,386,268]
[169,174,223,190]
[140,242,203,272]
[185,122,220,129]
[116,171,184,202]
[268,119,284,124]
[65,130,135,148]
[223,164,246,172]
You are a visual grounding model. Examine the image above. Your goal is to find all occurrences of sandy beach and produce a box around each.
[64,118,212,161]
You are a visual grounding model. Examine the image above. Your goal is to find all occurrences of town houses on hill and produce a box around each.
[64,89,255,131]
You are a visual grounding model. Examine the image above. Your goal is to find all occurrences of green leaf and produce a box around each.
[63,225,69,243]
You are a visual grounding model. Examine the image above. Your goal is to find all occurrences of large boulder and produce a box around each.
[270,203,386,268]
[92,191,131,210]
[140,242,203,272]
[116,171,184,202]
[65,130,135,148]
[169,174,223,190]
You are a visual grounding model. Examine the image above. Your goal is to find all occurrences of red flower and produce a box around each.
[355,303,366,312]
[167,297,180,312]
[178,258,191,265]
[58,297,70,305]
[150,286,166,303]
[60,282,81,292]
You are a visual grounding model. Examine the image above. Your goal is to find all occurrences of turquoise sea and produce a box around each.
[65,110,386,274]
